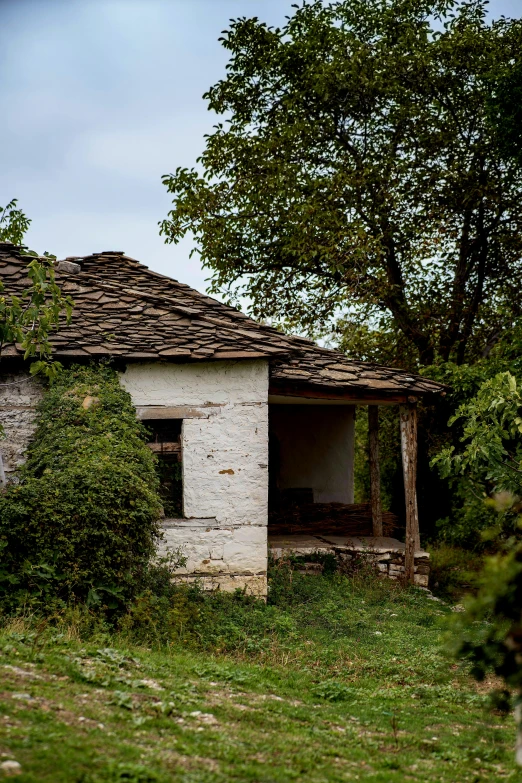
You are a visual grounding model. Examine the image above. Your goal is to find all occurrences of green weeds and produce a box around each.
[0,567,519,781]
[428,544,485,601]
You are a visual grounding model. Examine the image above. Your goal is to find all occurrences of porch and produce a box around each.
[268,535,430,586]
[267,387,424,585]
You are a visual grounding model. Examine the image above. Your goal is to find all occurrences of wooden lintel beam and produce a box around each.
[269,384,415,404]
[147,442,181,454]
[136,405,218,420]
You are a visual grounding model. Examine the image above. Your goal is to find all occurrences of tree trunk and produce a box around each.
[380,225,434,365]
[368,405,382,537]
[400,402,419,584]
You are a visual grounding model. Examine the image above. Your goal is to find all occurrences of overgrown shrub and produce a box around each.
[417,361,522,547]
[0,364,163,612]
[431,371,522,546]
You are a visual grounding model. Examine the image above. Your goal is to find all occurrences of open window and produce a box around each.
[145,419,183,517]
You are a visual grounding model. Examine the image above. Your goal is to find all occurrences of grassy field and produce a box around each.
[0,565,519,782]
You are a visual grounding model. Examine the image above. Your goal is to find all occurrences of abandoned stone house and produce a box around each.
[0,242,445,595]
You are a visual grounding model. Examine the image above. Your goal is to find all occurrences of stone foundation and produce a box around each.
[171,573,267,596]
[269,534,430,587]
[159,520,267,596]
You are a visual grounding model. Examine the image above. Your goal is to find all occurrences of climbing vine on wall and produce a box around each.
[0,364,163,612]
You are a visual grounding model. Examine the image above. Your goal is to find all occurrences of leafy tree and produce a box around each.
[161,0,522,366]
[434,372,522,763]
[0,198,31,246]
[0,199,72,378]
[0,199,73,488]
[451,536,522,765]
[434,371,522,496]
[0,200,73,448]
[0,256,73,379]
[487,57,522,167]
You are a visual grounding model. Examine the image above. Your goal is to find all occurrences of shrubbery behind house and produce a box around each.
[0,364,163,613]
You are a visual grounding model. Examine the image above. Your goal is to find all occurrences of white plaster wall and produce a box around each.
[270,404,355,504]
[121,360,267,406]
[0,371,44,479]
[158,524,267,576]
[182,404,267,524]
[121,360,270,593]
[121,360,269,526]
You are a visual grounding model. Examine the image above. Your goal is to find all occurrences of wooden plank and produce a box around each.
[368,405,383,537]
[136,405,219,420]
[213,350,271,359]
[147,442,181,454]
[400,402,419,584]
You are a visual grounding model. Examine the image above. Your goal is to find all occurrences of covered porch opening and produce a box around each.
[267,391,427,585]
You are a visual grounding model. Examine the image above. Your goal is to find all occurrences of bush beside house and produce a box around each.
[0,364,163,613]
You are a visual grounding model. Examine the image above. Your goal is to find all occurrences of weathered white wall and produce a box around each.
[270,404,355,504]
[158,522,267,575]
[0,370,43,481]
[121,360,267,407]
[121,360,269,594]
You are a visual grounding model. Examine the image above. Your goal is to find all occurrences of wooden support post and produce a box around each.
[400,401,419,584]
[368,405,382,537]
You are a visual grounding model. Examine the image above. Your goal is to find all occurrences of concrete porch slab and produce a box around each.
[318,535,429,559]
[268,534,334,560]
[267,533,430,587]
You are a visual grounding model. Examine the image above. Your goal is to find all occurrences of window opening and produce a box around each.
[145,419,183,517]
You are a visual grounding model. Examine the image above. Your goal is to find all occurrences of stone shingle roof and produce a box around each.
[0,243,445,399]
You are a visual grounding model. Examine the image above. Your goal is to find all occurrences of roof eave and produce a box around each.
[268,379,446,404]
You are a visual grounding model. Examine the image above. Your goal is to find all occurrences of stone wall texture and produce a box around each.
[0,371,43,481]
[121,360,269,595]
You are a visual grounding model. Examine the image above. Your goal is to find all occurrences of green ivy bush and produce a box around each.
[0,364,163,613]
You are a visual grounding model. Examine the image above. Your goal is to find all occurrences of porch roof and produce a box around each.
[0,243,445,399]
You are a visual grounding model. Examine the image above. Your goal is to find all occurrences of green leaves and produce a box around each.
[0,202,74,386]
[432,372,522,495]
[311,680,354,702]
[487,57,522,167]
[448,523,522,739]
[0,199,31,246]
[160,0,522,366]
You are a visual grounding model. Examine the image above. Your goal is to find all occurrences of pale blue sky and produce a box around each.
[1,0,520,294]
